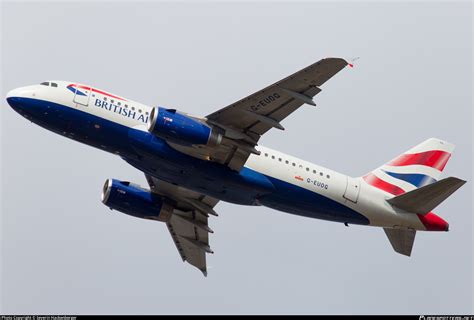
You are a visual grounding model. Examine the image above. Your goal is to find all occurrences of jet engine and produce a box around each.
[101,179,173,222]
[147,107,222,146]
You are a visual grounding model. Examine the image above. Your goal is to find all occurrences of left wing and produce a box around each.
[145,174,218,276]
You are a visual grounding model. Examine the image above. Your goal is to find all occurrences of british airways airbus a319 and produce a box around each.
[6,58,466,276]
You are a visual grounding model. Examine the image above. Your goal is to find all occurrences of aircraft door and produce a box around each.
[343,176,360,203]
[73,84,91,106]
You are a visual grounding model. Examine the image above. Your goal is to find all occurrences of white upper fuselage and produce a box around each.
[6,81,430,230]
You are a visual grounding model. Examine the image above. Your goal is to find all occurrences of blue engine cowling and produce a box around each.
[101,179,173,222]
[147,107,222,146]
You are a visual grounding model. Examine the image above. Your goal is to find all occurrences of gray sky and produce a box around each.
[1,1,472,315]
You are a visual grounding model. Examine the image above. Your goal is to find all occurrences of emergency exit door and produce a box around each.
[343,176,360,203]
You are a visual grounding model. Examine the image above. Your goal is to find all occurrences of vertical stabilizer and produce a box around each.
[363,138,455,195]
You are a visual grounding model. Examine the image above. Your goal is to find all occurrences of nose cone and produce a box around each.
[6,87,24,99]
[7,89,21,110]
[6,87,34,111]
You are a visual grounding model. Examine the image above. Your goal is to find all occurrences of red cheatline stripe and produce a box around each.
[294,176,304,181]
[388,150,451,171]
[68,84,127,102]
[363,173,405,195]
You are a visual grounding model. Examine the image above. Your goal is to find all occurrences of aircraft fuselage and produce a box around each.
[6,81,449,231]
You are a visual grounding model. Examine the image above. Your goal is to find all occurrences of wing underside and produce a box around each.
[145,175,218,276]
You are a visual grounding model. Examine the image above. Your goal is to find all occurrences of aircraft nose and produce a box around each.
[6,89,21,109]
[6,87,33,110]
[6,87,23,99]
[6,97,20,110]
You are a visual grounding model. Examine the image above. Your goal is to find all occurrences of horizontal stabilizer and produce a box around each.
[387,177,466,214]
[384,228,416,256]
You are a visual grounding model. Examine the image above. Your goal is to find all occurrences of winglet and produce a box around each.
[348,57,360,68]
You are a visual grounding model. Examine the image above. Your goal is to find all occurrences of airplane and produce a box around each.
[6,57,466,276]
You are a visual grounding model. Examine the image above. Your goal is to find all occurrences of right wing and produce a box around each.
[168,58,349,171]
[145,174,219,276]
[206,57,348,139]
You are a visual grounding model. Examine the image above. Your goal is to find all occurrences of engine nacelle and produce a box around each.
[101,179,173,222]
[147,107,222,146]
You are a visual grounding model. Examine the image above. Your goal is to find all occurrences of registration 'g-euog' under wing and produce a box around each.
[145,174,219,276]
[202,57,349,170]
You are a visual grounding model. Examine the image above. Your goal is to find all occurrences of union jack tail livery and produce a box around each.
[363,138,465,256]
[363,138,454,196]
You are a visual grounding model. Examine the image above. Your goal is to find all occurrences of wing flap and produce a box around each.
[167,210,210,276]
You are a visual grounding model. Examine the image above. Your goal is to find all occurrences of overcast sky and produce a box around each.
[1,1,472,315]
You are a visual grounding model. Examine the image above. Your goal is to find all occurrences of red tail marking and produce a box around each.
[388,150,451,171]
[363,173,405,195]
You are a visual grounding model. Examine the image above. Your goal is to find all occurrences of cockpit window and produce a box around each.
[40,82,58,88]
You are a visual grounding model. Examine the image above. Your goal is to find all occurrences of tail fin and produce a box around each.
[363,138,455,195]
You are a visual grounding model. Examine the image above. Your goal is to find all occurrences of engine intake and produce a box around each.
[101,179,173,222]
[147,107,222,146]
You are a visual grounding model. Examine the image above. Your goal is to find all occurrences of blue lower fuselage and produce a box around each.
[8,97,369,225]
